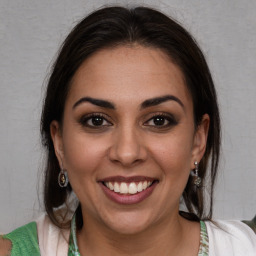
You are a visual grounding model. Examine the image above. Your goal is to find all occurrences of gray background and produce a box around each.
[0,0,255,233]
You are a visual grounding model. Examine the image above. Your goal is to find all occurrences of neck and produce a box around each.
[77,211,200,256]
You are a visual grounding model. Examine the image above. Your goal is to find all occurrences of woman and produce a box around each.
[1,6,255,256]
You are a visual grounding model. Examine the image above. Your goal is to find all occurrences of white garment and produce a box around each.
[205,220,256,255]
[37,215,70,256]
[36,215,256,255]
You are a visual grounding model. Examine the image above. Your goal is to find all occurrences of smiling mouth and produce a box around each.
[103,181,154,195]
[100,177,158,204]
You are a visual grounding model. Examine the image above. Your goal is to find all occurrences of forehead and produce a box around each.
[68,45,192,108]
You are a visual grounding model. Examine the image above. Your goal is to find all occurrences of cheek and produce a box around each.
[148,133,194,179]
[145,134,194,212]
[62,131,108,179]
[61,133,110,205]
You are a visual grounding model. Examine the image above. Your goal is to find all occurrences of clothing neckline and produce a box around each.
[68,215,209,256]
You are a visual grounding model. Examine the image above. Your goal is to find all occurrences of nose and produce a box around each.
[108,126,147,167]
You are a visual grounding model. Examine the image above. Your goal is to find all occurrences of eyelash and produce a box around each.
[79,113,112,128]
[79,112,178,130]
[143,113,178,129]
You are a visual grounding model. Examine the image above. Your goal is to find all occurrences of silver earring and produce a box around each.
[193,161,201,187]
[58,169,69,188]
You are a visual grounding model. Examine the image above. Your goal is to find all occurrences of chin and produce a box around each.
[100,210,154,235]
[108,221,151,235]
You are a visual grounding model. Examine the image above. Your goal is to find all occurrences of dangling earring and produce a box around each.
[58,168,69,188]
[193,161,201,187]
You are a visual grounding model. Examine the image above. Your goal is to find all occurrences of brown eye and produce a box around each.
[80,114,112,128]
[144,114,178,128]
[91,116,104,126]
[152,116,166,126]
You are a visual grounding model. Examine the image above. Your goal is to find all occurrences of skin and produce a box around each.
[0,236,12,256]
[51,45,209,256]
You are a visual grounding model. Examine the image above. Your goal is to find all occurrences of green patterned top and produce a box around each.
[1,217,209,255]
[68,216,80,256]
[1,222,40,256]
[198,221,209,256]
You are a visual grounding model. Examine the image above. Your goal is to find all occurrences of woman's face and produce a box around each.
[51,45,208,234]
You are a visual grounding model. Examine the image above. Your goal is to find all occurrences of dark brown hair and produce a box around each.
[41,6,220,228]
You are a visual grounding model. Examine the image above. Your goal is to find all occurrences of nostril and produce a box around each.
[108,132,147,166]
[108,145,147,167]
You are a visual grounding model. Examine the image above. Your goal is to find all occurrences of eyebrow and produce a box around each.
[73,97,115,109]
[141,95,184,109]
[73,94,184,110]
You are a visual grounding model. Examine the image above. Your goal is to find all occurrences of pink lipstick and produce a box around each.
[99,176,158,205]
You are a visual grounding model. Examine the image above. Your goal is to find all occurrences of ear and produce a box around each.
[50,120,64,168]
[190,114,210,168]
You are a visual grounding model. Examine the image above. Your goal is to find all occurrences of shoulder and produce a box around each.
[36,214,70,255]
[0,214,71,256]
[205,220,256,256]
[0,222,40,256]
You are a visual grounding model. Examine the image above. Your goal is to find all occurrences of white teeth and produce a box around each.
[128,182,137,194]
[142,181,147,190]
[114,182,120,192]
[109,182,114,190]
[120,182,128,194]
[104,180,153,195]
[137,182,143,192]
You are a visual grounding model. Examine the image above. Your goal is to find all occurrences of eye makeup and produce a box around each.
[143,112,179,131]
[78,112,113,130]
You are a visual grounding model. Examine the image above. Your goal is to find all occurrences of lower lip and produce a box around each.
[99,182,158,205]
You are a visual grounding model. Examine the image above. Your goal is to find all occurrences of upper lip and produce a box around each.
[99,176,157,183]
